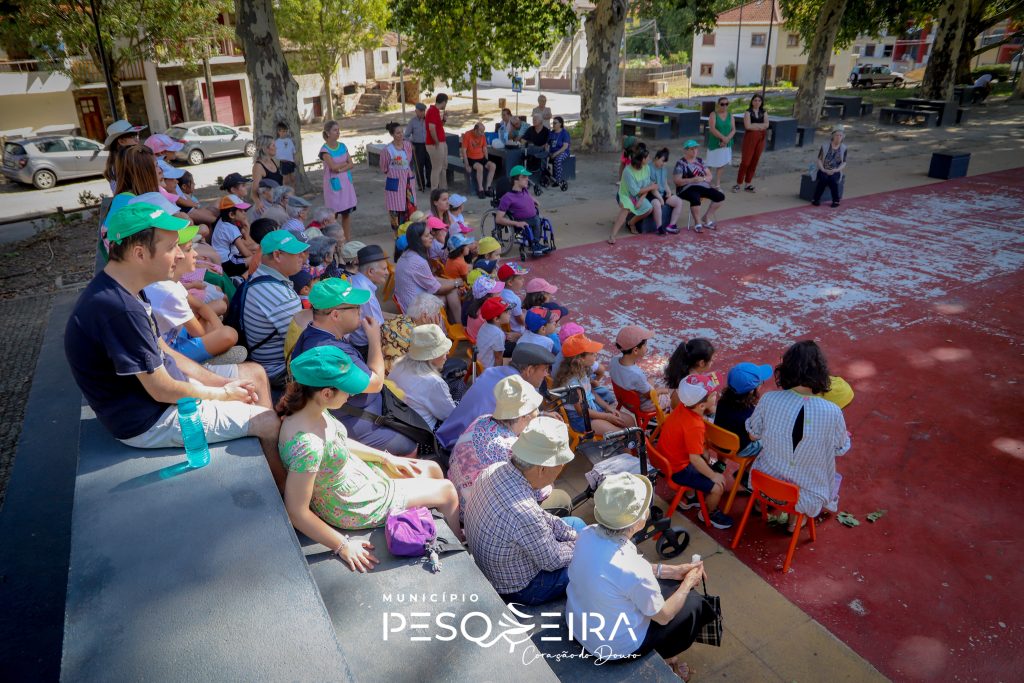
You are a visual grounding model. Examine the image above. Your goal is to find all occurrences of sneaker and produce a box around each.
[207,345,247,365]
[656,227,666,235]
[698,509,734,530]
[811,200,821,206]
[677,493,701,510]
[530,243,548,257]
[665,224,679,234]
[831,201,840,208]
[477,190,487,199]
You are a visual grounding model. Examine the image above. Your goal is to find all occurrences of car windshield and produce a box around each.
[167,127,188,139]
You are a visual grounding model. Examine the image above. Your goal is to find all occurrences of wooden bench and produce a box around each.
[820,104,843,120]
[366,142,386,168]
[878,107,938,127]
[621,117,671,140]
[796,125,816,148]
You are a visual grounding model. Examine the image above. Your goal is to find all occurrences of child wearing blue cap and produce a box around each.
[713,362,773,458]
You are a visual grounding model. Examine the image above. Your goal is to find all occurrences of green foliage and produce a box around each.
[4,0,232,75]
[392,0,577,90]
[780,0,922,51]
[629,0,730,58]
[724,61,736,81]
[969,64,1014,81]
[276,0,389,81]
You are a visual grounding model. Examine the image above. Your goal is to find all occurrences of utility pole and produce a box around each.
[761,0,776,98]
[734,1,745,94]
[398,32,406,116]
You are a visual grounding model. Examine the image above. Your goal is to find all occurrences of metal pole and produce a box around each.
[88,0,119,120]
[398,32,406,116]
[203,45,218,122]
[734,2,744,94]
[761,1,775,98]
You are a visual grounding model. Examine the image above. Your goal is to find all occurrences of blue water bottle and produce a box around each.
[177,398,210,468]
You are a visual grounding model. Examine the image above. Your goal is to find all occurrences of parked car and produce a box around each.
[2,135,108,190]
[166,121,256,166]
[849,65,905,88]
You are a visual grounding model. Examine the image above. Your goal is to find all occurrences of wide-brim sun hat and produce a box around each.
[594,472,653,530]
[104,119,147,147]
[510,416,575,467]
[408,323,453,360]
[492,374,543,420]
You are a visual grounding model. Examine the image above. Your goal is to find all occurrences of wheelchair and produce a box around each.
[480,175,557,261]
[524,144,569,193]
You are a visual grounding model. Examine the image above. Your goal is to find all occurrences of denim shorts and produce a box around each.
[671,464,715,493]
[172,328,212,363]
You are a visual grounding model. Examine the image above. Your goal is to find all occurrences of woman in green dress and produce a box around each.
[706,97,736,190]
[277,346,462,573]
[608,147,659,245]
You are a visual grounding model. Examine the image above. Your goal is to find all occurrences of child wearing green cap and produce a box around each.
[278,345,463,571]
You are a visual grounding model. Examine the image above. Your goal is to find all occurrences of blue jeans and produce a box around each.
[500,516,586,606]
[737,440,763,458]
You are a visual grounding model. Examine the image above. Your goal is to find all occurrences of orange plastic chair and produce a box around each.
[381,260,396,303]
[393,294,405,315]
[731,470,816,573]
[441,308,472,360]
[647,426,711,528]
[612,382,666,431]
[704,421,753,515]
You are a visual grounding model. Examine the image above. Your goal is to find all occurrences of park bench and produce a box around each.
[878,107,938,127]
[820,104,843,120]
[621,117,671,140]
[860,102,874,116]
[366,143,386,168]
[799,173,845,202]
[796,125,816,148]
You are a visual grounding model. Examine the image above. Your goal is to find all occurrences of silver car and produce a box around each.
[167,121,256,166]
[2,135,108,189]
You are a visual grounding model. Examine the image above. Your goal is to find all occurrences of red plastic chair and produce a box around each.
[647,424,711,529]
[731,470,817,573]
[612,382,666,431]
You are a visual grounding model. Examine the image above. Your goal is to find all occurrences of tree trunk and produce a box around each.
[1013,67,1024,100]
[234,0,311,193]
[203,53,218,122]
[921,0,971,101]
[471,75,478,114]
[792,0,849,128]
[579,0,628,152]
[955,35,975,84]
[322,69,335,121]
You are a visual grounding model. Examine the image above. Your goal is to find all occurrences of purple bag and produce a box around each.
[385,507,437,557]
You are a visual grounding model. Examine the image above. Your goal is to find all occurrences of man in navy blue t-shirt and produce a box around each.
[65,203,285,489]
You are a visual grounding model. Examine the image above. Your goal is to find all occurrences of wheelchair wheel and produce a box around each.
[533,182,543,197]
[481,209,516,257]
[560,182,568,192]
[656,529,690,559]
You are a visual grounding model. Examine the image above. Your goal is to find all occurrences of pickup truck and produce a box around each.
[849,65,906,88]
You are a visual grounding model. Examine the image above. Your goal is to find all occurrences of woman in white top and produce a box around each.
[567,473,712,680]
[386,324,457,430]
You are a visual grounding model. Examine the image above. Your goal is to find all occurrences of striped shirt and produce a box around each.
[242,264,301,380]
[463,461,577,594]
[746,390,850,516]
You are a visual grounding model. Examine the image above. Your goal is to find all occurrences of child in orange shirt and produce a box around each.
[443,234,474,281]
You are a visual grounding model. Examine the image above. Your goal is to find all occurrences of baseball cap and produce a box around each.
[823,375,855,409]
[219,195,251,211]
[727,362,773,394]
[289,269,314,294]
[106,202,197,245]
[616,325,653,351]
[677,379,709,407]
[426,216,448,231]
[542,301,569,318]
[480,297,509,321]
[290,345,370,395]
[258,178,280,189]
[341,241,367,261]
[220,172,251,190]
[562,334,603,358]
[473,258,497,274]
[509,165,531,178]
[594,473,653,530]
[524,307,556,332]
[477,236,501,254]
[497,262,528,281]
[472,275,504,299]
[448,234,474,251]
[287,195,311,208]
[414,102,427,111]
[466,268,485,287]
[157,158,185,179]
[558,322,584,344]
[525,278,557,294]
[104,119,146,147]
[448,193,467,208]
[683,139,700,149]
[511,416,575,467]
[145,133,184,154]
[492,374,544,420]
[510,343,556,369]
[308,278,372,309]
[260,229,309,254]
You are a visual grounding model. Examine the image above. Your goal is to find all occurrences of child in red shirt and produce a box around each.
[656,380,734,529]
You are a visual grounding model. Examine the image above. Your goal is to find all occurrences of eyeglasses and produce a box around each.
[718,101,729,106]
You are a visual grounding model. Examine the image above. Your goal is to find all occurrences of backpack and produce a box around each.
[223,275,287,353]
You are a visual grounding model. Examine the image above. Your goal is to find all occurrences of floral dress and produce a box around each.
[320,142,358,214]
[280,413,407,529]
[380,140,417,229]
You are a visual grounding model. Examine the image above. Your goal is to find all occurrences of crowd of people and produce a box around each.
[66,103,857,679]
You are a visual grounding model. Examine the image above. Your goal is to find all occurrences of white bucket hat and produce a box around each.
[408,324,452,361]
[594,473,653,530]
[492,374,543,420]
[510,416,575,467]
[104,119,147,147]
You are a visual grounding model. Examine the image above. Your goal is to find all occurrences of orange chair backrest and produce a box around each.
[750,470,800,513]
[705,421,740,459]
[612,382,643,412]
[382,260,396,301]
[393,294,405,314]
[645,434,676,482]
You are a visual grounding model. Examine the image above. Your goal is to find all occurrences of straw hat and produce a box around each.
[510,416,575,467]
[594,473,653,530]
[408,324,452,361]
[492,374,543,420]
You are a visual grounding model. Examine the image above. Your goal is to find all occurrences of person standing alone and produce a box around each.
[425,93,449,191]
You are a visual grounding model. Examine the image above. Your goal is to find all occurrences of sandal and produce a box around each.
[689,223,703,234]
[606,237,616,245]
[731,184,741,193]
[745,185,756,193]
[704,220,717,230]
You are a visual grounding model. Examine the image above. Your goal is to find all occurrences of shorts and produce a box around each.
[336,207,356,217]
[671,463,715,493]
[172,327,212,363]
[119,395,263,449]
[205,363,239,379]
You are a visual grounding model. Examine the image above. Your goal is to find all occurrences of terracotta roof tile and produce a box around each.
[716,0,784,25]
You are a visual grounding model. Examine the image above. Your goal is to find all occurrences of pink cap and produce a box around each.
[458,222,474,234]
[525,278,557,294]
[144,133,184,154]
[558,322,585,344]
[426,216,448,231]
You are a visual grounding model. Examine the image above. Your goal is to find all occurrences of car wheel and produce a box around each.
[188,148,205,166]
[32,169,57,190]
[244,141,256,157]
[860,80,872,89]
[894,79,905,88]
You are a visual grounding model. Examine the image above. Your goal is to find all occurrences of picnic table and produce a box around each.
[487,144,525,177]
[732,113,798,151]
[824,95,863,119]
[641,106,701,137]
[894,98,957,126]
[952,85,981,106]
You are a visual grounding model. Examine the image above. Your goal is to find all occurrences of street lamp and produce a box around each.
[761,0,776,98]
[734,1,745,94]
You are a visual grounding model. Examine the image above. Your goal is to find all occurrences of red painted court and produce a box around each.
[527,169,1024,682]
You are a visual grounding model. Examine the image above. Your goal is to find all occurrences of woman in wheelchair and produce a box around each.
[494,166,554,258]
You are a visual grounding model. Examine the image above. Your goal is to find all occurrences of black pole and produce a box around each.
[88,0,119,120]
[761,1,775,98]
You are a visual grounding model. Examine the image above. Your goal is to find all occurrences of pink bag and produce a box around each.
[385,507,436,557]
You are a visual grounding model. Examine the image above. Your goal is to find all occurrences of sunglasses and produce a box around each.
[718,101,729,106]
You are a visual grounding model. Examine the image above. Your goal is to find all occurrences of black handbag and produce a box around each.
[338,386,447,467]
[693,577,723,647]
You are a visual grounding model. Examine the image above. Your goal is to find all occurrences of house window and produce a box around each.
[700,63,713,77]
[883,44,894,57]
[751,33,766,47]
[827,65,836,78]
[864,44,875,57]
[341,54,350,69]
[380,50,390,64]
[702,33,715,47]
[787,33,799,48]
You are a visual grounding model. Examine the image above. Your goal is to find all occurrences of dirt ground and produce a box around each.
[0,94,1021,507]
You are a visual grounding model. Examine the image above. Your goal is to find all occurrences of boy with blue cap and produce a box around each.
[713,362,773,458]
